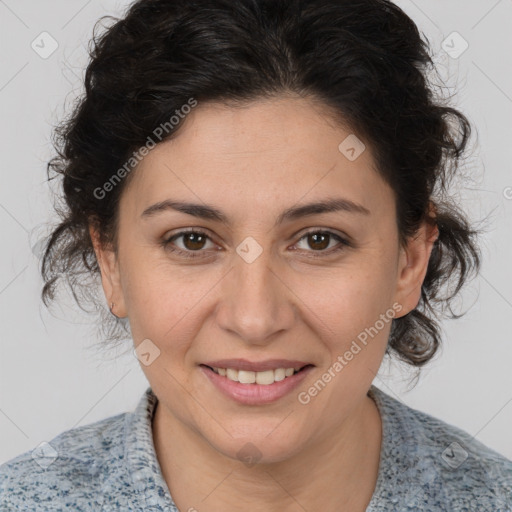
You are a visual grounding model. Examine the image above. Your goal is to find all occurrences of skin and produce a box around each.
[91,95,438,511]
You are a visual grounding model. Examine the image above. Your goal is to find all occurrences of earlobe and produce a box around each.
[88,224,127,318]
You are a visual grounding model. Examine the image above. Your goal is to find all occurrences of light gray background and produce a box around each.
[0,0,511,465]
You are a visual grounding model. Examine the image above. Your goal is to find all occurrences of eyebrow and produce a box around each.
[141,197,371,226]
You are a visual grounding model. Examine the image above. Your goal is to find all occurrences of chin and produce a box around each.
[206,426,308,467]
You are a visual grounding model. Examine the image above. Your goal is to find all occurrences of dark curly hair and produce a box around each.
[41,0,482,369]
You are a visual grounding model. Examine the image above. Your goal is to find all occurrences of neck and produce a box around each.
[152,393,382,512]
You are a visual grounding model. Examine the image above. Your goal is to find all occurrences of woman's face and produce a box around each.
[94,95,435,463]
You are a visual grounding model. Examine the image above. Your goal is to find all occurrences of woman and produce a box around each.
[1,0,511,510]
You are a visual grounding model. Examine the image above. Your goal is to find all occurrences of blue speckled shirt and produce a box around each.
[1,385,511,511]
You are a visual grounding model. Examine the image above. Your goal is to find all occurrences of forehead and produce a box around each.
[121,96,394,224]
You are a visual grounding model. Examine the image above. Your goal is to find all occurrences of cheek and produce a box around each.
[120,251,220,349]
[294,259,398,398]
[303,256,397,336]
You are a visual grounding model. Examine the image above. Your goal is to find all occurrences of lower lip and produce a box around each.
[199,365,314,405]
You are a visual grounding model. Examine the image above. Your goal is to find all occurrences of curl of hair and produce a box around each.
[42,0,481,368]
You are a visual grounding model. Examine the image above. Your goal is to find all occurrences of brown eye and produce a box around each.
[179,232,208,251]
[294,230,350,257]
[162,229,217,259]
[305,232,330,251]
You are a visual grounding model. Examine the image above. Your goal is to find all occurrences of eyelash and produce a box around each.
[161,228,351,260]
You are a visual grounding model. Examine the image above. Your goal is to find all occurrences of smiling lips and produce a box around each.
[200,360,314,405]
[201,358,313,386]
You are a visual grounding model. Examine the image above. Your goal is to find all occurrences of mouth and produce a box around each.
[200,364,312,385]
[198,361,315,405]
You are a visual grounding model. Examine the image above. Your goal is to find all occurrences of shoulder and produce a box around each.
[369,385,512,511]
[0,411,128,510]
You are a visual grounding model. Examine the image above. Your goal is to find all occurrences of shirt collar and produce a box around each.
[124,386,178,511]
[365,384,445,509]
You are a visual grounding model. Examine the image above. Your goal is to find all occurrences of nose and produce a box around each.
[215,245,296,346]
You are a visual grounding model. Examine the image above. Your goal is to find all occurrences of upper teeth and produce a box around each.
[213,367,300,385]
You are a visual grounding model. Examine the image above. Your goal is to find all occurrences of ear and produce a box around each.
[392,216,439,318]
[89,224,127,318]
